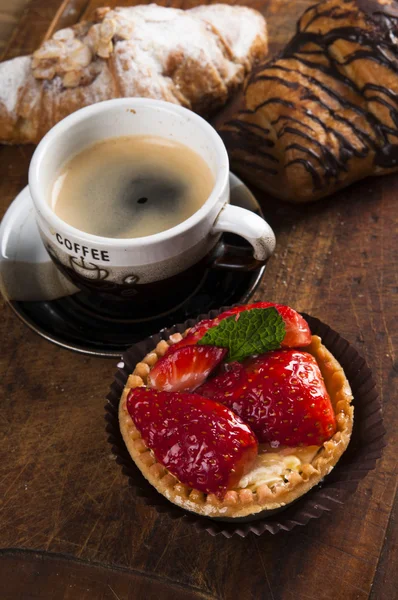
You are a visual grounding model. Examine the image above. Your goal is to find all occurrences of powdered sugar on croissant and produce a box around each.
[0,4,267,144]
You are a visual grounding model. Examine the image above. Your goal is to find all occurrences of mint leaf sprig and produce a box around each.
[197,307,285,362]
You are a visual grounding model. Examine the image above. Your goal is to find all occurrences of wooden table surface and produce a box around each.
[0,1,397,599]
[0,0,28,54]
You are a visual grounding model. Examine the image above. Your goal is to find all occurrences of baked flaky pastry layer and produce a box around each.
[219,0,398,203]
[119,334,354,519]
[0,4,267,144]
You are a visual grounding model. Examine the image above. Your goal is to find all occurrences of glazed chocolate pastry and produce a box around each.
[219,0,398,203]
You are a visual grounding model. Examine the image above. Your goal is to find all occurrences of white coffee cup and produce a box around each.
[29,98,275,298]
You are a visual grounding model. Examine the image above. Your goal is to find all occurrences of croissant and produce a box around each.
[0,4,267,145]
[220,0,398,203]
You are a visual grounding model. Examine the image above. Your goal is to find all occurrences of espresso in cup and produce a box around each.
[50,135,215,239]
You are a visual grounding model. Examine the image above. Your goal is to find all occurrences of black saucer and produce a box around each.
[5,174,266,357]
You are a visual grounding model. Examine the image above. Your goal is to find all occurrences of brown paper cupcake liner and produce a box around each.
[105,307,385,538]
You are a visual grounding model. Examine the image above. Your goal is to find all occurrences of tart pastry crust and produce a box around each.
[119,334,353,519]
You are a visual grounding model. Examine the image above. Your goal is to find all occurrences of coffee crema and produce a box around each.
[50,135,215,238]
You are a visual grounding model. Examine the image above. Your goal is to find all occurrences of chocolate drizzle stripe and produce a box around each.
[338,47,398,69]
[251,74,300,90]
[276,126,318,143]
[242,98,295,113]
[225,130,275,153]
[270,115,316,132]
[224,119,274,148]
[298,3,318,30]
[221,131,278,164]
[231,156,278,176]
[293,50,327,55]
[365,94,398,128]
[304,7,359,30]
[226,119,271,136]
[285,143,323,164]
[275,126,346,178]
[363,82,398,103]
[285,158,323,190]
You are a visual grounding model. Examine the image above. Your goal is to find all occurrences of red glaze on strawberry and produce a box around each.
[127,388,258,497]
[197,349,336,446]
[148,345,227,392]
[166,302,311,355]
[165,319,217,354]
[196,361,247,399]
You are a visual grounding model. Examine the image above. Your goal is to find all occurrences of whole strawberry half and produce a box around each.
[167,302,311,354]
[197,349,336,447]
[127,388,258,497]
[148,345,227,392]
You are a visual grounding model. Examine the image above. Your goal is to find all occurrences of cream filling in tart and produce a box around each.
[119,333,354,519]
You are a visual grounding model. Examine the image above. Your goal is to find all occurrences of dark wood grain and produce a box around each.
[0,550,215,600]
[44,0,91,41]
[0,1,397,599]
[0,0,86,60]
[370,481,398,600]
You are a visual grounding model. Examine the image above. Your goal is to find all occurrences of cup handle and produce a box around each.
[209,204,276,270]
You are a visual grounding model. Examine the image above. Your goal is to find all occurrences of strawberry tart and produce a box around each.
[119,302,354,519]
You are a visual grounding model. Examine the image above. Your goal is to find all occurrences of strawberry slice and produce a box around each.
[165,319,217,355]
[166,302,311,355]
[127,388,258,497]
[148,345,227,392]
[197,349,336,446]
[196,361,247,400]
